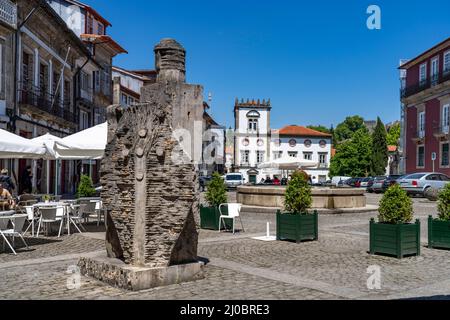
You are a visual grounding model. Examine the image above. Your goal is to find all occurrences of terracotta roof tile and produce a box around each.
[275,125,332,138]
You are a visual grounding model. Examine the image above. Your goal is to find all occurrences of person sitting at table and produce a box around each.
[0,182,15,210]
[273,177,281,186]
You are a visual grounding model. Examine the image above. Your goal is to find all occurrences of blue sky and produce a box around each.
[88,0,450,129]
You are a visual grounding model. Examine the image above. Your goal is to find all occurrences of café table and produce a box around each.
[0,210,15,217]
[33,202,72,237]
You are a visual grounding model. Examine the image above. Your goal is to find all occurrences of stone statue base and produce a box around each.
[78,254,205,291]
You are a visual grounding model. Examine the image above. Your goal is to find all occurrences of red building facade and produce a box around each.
[401,37,450,176]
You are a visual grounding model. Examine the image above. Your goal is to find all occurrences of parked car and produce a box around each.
[224,173,246,189]
[331,176,351,187]
[366,178,375,193]
[346,177,362,188]
[359,177,372,188]
[382,175,404,192]
[370,176,387,193]
[397,173,450,197]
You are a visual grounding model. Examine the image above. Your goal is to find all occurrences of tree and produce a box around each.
[333,116,366,145]
[77,175,96,198]
[330,129,372,177]
[306,125,332,134]
[370,117,389,176]
[205,172,228,207]
[387,122,401,146]
[284,171,312,214]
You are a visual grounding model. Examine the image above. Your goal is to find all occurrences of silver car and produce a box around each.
[397,172,450,196]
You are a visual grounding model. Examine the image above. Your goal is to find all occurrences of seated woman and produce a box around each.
[0,182,15,210]
[273,177,281,186]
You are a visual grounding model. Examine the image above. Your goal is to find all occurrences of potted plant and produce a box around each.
[77,175,97,199]
[428,184,450,250]
[43,195,51,204]
[276,170,318,243]
[370,184,420,258]
[200,172,231,230]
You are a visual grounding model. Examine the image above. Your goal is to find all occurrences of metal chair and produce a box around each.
[36,207,64,237]
[68,204,86,233]
[23,206,39,236]
[218,203,245,234]
[0,215,29,255]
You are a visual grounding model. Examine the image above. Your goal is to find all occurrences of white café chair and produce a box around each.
[80,201,97,224]
[23,206,39,237]
[218,203,245,234]
[67,204,86,233]
[94,200,105,226]
[0,215,29,255]
[36,207,64,238]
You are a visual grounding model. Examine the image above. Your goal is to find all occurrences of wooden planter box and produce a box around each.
[276,210,318,243]
[369,218,421,259]
[428,216,450,250]
[199,205,232,230]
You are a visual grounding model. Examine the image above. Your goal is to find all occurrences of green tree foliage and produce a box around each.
[378,184,413,224]
[306,125,332,134]
[438,183,450,221]
[333,116,366,145]
[77,175,96,198]
[205,172,228,207]
[284,171,312,214]
[387,122,401,146]
[370,117,389,176]
[330,129,372,177]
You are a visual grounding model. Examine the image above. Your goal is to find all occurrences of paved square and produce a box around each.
[1,193,449,300]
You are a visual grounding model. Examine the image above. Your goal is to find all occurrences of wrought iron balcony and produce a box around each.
[0,0,16,29]
[401,70,450,99]
[18,84,77,124]
[433,125,450,139]
[411,130,426,143]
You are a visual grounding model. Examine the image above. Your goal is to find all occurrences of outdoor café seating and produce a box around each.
[0,214,29,255]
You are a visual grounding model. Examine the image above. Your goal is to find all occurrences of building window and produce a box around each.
[289,139,297,147]
[418,111,425,137]
[319,140,327,148]
[419,63,427,85]
[97,22,104,35]
[121,93,128,106]
[248,118,258,132]
[304,139,312,148]
[431,57,439,83]
[242,138,250,147]
[241,150,250,165]
[257,139,264,147]
[443,105,450,130]
[39,63,48,96]
[319,153,328,166]
[257,151,265,164]
[445,51,450,73]
[273,139,281,147]
[0,40,4,99]
[417,145,425,167]
[80,110,89,130]
[87,16,94,34]
[80,71,89,91]
[303,152,313,160]
[442,143,449,167]
[273,151,283,160]
[288,152,298,158]
[93,70,100,92]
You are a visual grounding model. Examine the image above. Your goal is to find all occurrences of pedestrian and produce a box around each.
[0,182,15,210]
[20,165,33,195]
[0,169,15,194]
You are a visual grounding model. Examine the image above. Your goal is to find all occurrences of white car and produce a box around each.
[224,173,245,189]
[331,176,351,187]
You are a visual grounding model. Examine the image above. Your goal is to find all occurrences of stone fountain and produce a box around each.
[78,39,205,291]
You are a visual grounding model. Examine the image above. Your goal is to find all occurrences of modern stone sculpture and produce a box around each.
[78,39,205,291]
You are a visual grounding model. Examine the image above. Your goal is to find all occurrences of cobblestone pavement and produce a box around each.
[1,193,449,300]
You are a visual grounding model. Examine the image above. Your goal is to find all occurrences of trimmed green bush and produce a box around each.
[205,172,227,207]
[77,175,96,198]
[378,184,413,224]
[284,170,312,215]
[438,184,450,221]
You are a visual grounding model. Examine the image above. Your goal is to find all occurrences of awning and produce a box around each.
[0,129,47,159]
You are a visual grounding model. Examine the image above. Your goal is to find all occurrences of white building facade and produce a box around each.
[233,98,332,184]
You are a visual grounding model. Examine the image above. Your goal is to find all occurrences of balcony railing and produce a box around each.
[411,130,426,142]
[433,124,450,138]
[402,70,450,98]
[0,0,16,29]
[18,84,77,124]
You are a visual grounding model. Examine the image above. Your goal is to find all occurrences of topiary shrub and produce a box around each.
[284,170,312,215]
[77,175,96,198]
[438,184,450,221]
[205,172,228,207]
[378,184,413,224]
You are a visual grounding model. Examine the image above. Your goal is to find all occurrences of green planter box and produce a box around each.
[200,205,232,230]
[369,218,421,259]
[276,210,318,243]
[428,216,450,250]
